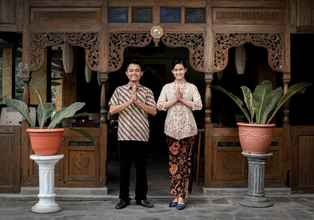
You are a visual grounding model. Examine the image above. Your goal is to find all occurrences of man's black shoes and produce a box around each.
[115,199,129,209]
[136,199,154,208]
[115,199,154,209]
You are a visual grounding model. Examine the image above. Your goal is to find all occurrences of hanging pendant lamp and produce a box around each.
[235,45,246,75]
[85,64,92,83]
[62,43,74,74]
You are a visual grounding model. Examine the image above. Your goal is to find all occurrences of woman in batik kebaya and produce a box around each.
[157,59,202,210]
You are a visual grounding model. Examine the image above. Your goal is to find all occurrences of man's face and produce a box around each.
[126,64,143,83]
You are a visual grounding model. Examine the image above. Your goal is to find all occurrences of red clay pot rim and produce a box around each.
[236,122,276,128]
[26,128,65,132]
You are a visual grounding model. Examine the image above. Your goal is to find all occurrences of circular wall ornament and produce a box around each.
[150,25,164,38]
[150,25,164,46]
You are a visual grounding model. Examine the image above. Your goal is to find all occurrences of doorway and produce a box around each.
[106,42,205,195]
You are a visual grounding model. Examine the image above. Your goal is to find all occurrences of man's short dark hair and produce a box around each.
[127,60,142,70]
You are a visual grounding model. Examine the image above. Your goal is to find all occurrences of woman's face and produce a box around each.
[172,64,187,81]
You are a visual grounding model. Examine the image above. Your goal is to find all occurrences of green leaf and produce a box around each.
[267,82,311,123]
[240,86,255,122]
[253,80,272,123]
[37,103,54,128]
[212,85,251,123]
[48,102,85,129]
[34,89,54,128]
[3,98,34,127]
[260,87,282,123]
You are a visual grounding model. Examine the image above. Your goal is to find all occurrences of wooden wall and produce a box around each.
[291,126,314,192]
[0,0,24,31]
[0,126,21,193]
[0,0,314,33]
[2,48,13,98]
[290,0,314,32]
[205,127,285,187]
[211,0,286,33]
[22,127,106,187]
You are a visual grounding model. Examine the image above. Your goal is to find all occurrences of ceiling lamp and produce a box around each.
[235,45,246,75]
[85,64,92,83]
[62,43,74,74]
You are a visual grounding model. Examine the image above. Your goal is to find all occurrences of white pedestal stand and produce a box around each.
[30,154,64,213]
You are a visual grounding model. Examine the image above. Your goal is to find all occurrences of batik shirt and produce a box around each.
[109,84,156,142]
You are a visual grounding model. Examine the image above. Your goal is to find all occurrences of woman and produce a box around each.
[157,59,202,210]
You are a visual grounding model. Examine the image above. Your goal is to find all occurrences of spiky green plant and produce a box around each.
[213,80,311,124]
[3,89,85,129]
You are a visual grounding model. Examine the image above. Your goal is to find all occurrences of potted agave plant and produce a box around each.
[3,90,85,156]
[213,80,311,154]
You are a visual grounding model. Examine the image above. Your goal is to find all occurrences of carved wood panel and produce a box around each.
[65,150,97,182]
[108,32,205,72]
[161,33,205,72]
[214,33,284,72]
[61,128,102,187]
[108,32,152,72]
[31,32,99,71]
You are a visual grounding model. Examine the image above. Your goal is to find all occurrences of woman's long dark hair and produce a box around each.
[170,59,188,70]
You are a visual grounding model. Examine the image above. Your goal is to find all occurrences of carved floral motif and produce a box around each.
[108,33,152,72]
[108,32,205,72]
[161,33,205,72]
[31,32,99,71]
[214,33,283,72]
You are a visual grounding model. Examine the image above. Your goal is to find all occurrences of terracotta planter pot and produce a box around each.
[237,122,275,154]
[27,128,64,156]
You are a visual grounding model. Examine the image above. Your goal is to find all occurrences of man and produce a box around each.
[109,62,157,209]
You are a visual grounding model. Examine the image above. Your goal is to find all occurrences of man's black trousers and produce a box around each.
[118,141,148,202]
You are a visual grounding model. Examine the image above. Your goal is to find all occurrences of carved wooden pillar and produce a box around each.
[282,72,291,187]
[30,49,47,104]
[282,31,291,186]
[20,56,33,186]
[2,48,13,98]
[283,73,291,125]
[98,72,109,185]
[21,22,35,186]
[204,72,213,124]
[97,25,109,185]
[282,32,291,126]
[22,25,32,105]
[98,73,109,123]
[20,64,32,105]
[204,72,214,186]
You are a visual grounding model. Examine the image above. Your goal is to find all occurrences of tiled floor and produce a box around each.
[1,196,314,220]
